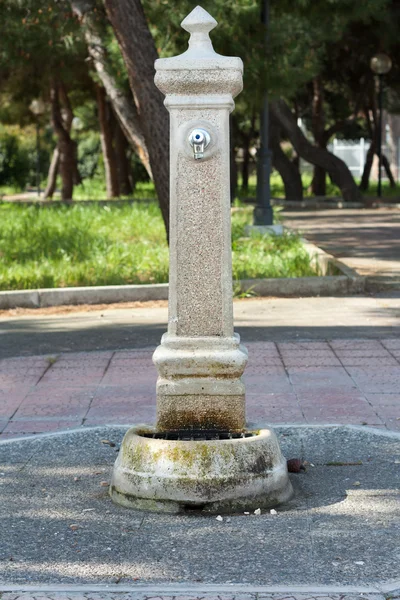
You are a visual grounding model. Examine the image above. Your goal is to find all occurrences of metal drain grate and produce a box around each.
[139,431,256,441]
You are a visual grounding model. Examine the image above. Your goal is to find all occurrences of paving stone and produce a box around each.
[333,348,393,358]
[2,419,82,434]
[288,367,357,390]
[381,338,400,350]
[346,366,400,393]
[245,393,298,405]
[329,340,386,350]
[296,392,367,405]
[278,342,332,351]
[281,355,342,367]
[366,393,400,405]
[92,385,155,405]
[247,404,306,424]
[243,372,293,394]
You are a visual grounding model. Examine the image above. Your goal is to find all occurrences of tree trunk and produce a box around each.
[271,99,362,203]
[241,135,251,193]
[49,81,75,202]
[43,147,60,199]
[103,0,170,238]
[382,154,396,188]
[311,77,326,196]
[312,165,326,196]
[44,83,80,199]
[70,0,152,180]
[360,140,375,191]
[269,118,303,201]
[114,117,134,195]
[58,82,81,186]
[96,85,120,198]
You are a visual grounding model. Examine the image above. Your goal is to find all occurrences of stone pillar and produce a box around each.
[152,5,248,433]
[110,7,293,514]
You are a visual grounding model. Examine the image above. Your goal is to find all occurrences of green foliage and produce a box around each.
[77,130,101,180]
[0,203,316,290]
[0,203,168,289]
[231,207,316,280]
[0,125,50,189]
[0,130,30,188]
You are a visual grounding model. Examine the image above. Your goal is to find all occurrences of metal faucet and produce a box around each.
[188,128,210,159]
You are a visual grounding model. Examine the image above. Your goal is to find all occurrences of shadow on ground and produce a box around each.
[0,324,398,360]
[0,426,399,586]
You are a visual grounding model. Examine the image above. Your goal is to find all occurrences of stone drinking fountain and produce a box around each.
[110,6,293,513]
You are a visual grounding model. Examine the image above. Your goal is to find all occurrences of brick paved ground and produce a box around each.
[1,338,400,439]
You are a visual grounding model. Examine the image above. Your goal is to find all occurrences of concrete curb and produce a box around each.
[0,238,366,310]
[0,283,169,309]
[0,274,364,310]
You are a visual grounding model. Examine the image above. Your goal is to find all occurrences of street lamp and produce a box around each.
[29,98,46,197]
[370,53,392,199]
[253,0,273,227]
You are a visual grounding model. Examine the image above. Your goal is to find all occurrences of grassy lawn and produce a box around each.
[239,172,400,199]
[0,202,316,291]
[3,172,399,202]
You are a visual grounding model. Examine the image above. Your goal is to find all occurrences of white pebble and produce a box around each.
[270,509,278,515]
[216,515,223,522]
[254,508,262,515]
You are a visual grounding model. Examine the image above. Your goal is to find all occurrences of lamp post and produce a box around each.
[370,53,392,199]
[29,99,46,198]
[253,0,273,226]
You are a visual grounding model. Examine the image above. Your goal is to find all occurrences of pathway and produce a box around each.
[1,338,400,439]
[283,207,400,276]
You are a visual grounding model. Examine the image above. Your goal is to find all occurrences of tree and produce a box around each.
[102,0,170,236]
[271,99,362,202]
[96,84,119,198]
[70,0,152,180]
[0,0,88,200]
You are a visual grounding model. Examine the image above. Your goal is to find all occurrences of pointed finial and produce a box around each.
[181,6,217,35]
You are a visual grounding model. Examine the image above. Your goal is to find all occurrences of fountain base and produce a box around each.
[110,426,293,513]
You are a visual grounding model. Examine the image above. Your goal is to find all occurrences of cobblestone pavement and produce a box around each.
[0,339,400,439]
[0,593,392,600]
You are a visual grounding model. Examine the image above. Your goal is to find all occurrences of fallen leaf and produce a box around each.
[69,524,79,531]
[101,439,116,447]
[100,481,109,487]
[287,458,306,473]
[353,481,361,486]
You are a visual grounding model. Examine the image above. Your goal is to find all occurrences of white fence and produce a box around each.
[300,138,400,182]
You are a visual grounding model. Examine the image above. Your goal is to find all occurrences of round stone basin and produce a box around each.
[110,426,293,513]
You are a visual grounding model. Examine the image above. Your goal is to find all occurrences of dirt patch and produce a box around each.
[0,299,169,319]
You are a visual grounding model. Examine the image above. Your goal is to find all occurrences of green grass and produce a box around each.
[238,172,400,199]
[2,171,399,202]
[73,178,158,200]
[0,202,316,291]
